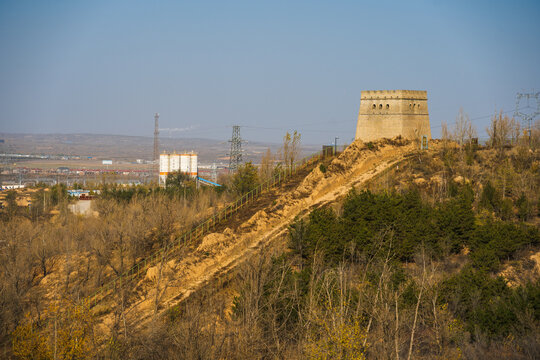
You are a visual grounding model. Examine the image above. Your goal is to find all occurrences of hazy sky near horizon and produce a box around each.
[1,0,539,145]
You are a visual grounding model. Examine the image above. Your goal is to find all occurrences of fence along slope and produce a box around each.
[86,153,321,309]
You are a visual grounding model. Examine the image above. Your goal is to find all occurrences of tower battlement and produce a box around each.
[360,90,427,100]
[355,89,431,142]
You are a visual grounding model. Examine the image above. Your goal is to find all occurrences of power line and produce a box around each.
[430,107,530,130]
[157,106,534,140]
[241,125,353,134]
[242,107,530,134]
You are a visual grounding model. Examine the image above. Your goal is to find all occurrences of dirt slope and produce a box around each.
[100,138,416,332]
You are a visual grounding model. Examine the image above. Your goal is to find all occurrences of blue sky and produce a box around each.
[1,0,539,144]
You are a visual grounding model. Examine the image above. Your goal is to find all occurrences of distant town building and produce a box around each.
[68,189,91,197]
[1,184,25,190]
[355,90,431,142]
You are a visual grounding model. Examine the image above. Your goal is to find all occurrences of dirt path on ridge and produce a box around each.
[99,139,416,332]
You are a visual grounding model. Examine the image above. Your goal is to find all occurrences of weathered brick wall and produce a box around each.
[355,90,431,142]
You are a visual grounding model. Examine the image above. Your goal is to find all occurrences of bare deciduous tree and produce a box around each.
[487,110,513,154]
[441,121,450,151]
[281,131,301,172]
[453,108,469,148]
[259,148,274,181]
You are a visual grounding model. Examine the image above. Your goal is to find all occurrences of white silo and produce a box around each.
[180,154,190,174]
[189,154,198,177]
[159,153,170,173]
[170,153,180,172]
[159,153,170,185]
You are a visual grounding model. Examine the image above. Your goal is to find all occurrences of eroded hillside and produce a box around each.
[5,136,540,359]
[92,138,416,333]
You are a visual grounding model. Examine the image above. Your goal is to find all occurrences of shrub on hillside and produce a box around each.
[440,266,540,340]
[516,192,532,222]
[435,188,476,253]
[480,181,501,213]
[232,161,259,195]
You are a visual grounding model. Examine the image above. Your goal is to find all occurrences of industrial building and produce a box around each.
[159,152,198,185]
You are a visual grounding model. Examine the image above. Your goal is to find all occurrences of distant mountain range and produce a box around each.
[0,133,321,163]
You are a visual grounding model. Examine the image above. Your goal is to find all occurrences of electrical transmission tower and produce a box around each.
[515,92,540,144]
[153,113,160,175]
[228,125,243,172]
[211,162,218,182]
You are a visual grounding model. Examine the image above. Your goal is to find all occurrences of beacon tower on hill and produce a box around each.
[355,90,431,142]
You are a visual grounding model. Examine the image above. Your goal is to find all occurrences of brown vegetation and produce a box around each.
[0,188,230,357]
[2,122,540,359]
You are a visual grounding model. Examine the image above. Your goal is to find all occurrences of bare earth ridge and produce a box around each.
[98,138,416,333]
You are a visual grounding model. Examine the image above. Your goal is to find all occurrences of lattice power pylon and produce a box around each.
[515,92,540,143]
[153,113,160,176]
[228,125,243,172]
[211,162,218,182]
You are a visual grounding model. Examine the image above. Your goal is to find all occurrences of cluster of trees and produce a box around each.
[393,109,540,219]
[0,130,305,358]
[230,187,539,358]
[108,184,539,359]
[439,109,540,170]
[442,109,526,151]
[100,174,211,202]
[135,117,540,358]
[0,188,229,356]
[7,122,540,358]
[227,130,303,195]
[1,184,68,220]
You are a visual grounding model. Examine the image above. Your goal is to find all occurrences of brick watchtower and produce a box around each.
[355,90,431,142]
